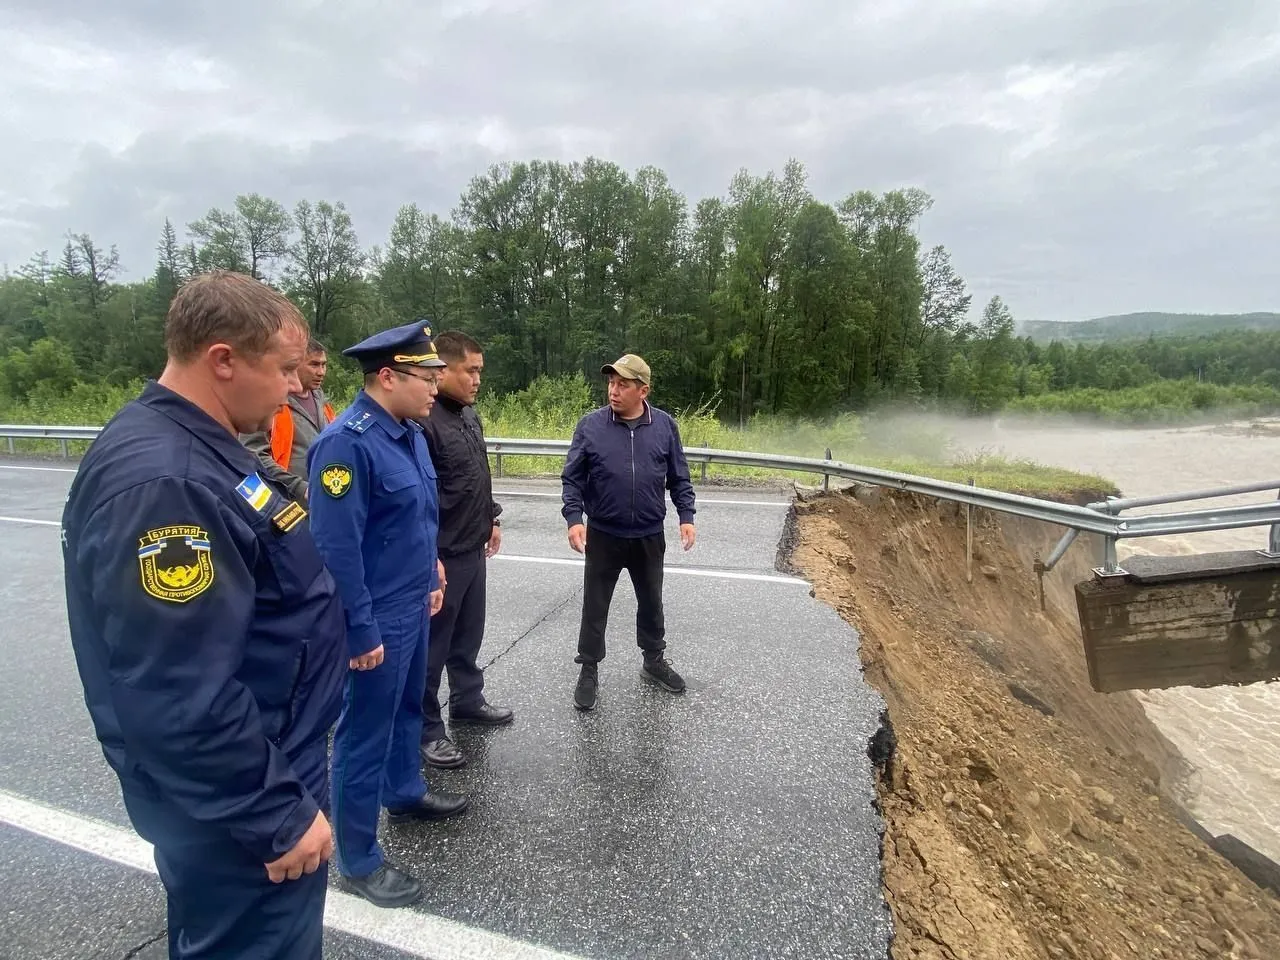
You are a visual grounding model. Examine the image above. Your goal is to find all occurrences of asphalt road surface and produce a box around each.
[0,457,893,960]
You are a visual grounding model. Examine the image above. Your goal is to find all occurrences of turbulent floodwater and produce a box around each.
[939,415,1280,862]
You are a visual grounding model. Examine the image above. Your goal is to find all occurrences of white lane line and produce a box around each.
[0,467,792,507]
[494,489,789,507]
[0,515,58,526]
[0,518,805,585]
[0,788,587,960]
[495,553,806,585]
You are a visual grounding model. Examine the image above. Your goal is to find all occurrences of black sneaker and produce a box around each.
[641,656,686,693]
[574,664,598,711]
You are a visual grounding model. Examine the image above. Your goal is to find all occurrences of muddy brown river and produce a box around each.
[941,415,1280,862]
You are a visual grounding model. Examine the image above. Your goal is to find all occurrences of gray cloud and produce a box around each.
[1,0,1277,323]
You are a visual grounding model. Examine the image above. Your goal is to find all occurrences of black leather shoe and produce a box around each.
[421,737,466,769]
[450,702,514,726]
[574,665,598,711]
[341,863,423,908]
[386,791,469,823]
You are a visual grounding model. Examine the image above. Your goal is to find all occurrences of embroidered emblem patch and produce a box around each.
[320,463,353,498]
[272,501,307,533]
[137,526,215,603]
[235,473,272,512]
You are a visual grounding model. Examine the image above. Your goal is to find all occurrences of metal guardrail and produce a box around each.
[4,424,1280,576]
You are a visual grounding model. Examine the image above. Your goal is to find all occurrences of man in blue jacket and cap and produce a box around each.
[561,353,697,711]
[307,319,469,909]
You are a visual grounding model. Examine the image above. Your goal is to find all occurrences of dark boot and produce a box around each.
[342,863,423,908]
[641,655,686,693]
[421,737,465,769]
[386,790,469,823]
[574,664,598,711]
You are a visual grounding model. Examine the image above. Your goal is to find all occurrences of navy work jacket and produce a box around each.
[561,401,696,539]
[306,390,441,659]
[61,381,347,863]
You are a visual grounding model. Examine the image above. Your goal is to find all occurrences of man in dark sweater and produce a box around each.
[416,331,513,769]
[561,354,697,711]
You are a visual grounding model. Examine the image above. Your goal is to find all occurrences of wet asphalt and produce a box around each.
[0,458,892,959]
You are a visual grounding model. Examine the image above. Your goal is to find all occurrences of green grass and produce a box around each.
[0,373,1116,498]
[1005,379,1280,424]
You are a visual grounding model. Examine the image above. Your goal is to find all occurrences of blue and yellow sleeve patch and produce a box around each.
[235,473,272,512]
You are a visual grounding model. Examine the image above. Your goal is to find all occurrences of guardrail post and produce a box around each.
[5,437,12,454]
[966,477,974,583]
[700,459,707,483]
[495,451,504,478]
[1266,489,1280,558]
[823,447,831,492]
[59,439,68,457]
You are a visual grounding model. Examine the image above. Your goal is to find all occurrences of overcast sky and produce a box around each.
[1,0,1276,324]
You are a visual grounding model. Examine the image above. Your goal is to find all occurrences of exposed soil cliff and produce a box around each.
[789,487,1280,960]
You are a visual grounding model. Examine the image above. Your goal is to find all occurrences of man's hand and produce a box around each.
[485,524,502,558]
[350,644,384,671]
[680,523,696,551]
[429,588,444,616]
[567,523,587,553]
[437,558,446,591]
[264,811,332,883]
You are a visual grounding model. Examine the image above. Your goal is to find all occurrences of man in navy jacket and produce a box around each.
[62,271,346,959]
[560,354,697,710]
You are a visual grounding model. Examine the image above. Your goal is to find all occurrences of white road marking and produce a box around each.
[493,488,790,507]
[0,516,806,584]
[0,788,588,960]
[496,553,806,584]
[0,464,76,473]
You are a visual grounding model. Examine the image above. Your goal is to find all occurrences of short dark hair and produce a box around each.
[433,330,482,365]
[306,337,327,356]
[165,270,307,362]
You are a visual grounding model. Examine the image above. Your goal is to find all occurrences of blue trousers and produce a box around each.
[139,740,331,959]
[154,843,327,959]
[331,607,430,877]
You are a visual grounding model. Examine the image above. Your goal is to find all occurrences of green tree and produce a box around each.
[286,200,364,338]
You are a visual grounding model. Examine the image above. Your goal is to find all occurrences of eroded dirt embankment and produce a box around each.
[789,487,1280,960]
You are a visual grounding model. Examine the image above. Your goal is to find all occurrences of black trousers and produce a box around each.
[422,547,488,741]
[576,527,666,665]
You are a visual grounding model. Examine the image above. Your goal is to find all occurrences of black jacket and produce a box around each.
[419,394,502,558]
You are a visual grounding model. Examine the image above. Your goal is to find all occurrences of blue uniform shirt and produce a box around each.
[60,381,348,863]
[306,390,441,659]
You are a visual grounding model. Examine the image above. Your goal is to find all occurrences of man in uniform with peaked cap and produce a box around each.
[307,319,469,909]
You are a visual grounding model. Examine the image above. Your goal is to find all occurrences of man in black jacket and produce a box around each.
[417,331,513,768]
[561,354,697,711]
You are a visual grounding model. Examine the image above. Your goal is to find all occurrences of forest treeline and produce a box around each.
[2,157,1279,423]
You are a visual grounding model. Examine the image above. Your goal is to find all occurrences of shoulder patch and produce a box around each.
[137,525,215,603]
[344,411,373,434]
[319,463,353,498]
[235,473,272,512]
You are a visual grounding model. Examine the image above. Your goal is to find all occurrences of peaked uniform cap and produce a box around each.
[342,319,448,373]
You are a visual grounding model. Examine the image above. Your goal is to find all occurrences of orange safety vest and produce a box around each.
[270,399,336,471]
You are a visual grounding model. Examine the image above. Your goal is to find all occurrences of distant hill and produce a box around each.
[1021,312,1280,343]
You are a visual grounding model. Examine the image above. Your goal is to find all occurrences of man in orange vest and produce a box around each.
[242,337,336,501]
